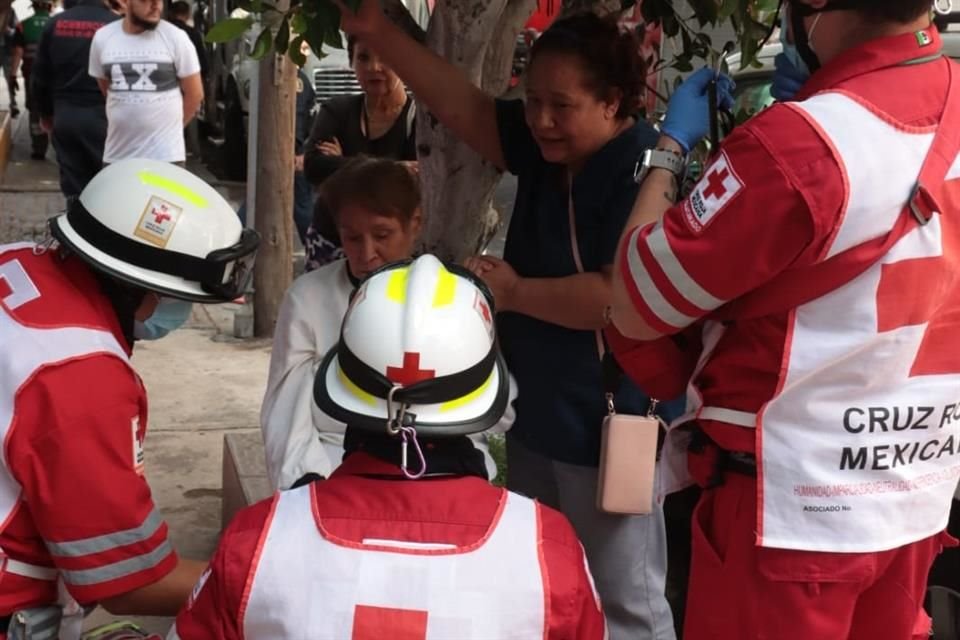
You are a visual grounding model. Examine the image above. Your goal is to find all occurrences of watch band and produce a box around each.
[634,148,687,184]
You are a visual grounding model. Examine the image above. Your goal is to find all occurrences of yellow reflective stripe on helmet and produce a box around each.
[137,171,208,208]
[432,266,457,308]
[386,268,409,304]
[338,365,377,406]
[440,373,493,412]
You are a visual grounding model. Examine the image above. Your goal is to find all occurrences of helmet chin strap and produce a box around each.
[790,7,824,72]
[92,271,146,349]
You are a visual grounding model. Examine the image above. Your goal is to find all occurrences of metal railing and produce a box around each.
[313,69,363,102]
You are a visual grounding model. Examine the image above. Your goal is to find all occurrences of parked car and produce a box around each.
[726,20,960,118]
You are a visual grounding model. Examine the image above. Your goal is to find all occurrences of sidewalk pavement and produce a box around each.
[1,109,271,635]
[0,107,246,245]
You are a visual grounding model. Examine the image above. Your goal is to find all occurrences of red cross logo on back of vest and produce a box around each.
[352,605,428,640]
[876,195,960,376]
[386,352,436,386]
[703,168,731,200]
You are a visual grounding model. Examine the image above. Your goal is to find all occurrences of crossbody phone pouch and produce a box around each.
[566,178,660,515]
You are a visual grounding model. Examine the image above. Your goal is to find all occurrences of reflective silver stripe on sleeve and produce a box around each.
[699,406,758,428]
[625,226,697,329]
[46,510,164,558]
[646,226,725,312]
[60,539,174,586]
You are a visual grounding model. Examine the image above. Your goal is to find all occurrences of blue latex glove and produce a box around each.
[661,67,735,153]
[771,52,808,102]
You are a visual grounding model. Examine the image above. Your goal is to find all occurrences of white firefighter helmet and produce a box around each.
[50,159,259,302]
[314,254,509,436]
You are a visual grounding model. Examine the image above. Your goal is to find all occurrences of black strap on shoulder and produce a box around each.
[337,336,499,406]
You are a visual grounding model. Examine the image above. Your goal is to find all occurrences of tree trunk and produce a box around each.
[253,50,297,337]
[417,0,535,262]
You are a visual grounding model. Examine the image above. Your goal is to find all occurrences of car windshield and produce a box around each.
[732,75,775,121]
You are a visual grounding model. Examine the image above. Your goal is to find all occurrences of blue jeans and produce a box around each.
[237,171,314,245]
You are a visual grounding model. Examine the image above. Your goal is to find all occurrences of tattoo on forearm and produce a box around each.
[664,176,679,203]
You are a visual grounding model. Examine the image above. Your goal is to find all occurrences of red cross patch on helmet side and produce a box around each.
[134,196,183,248]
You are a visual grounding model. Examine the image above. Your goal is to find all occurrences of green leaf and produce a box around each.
[299,0,318,17]
[661,13,679,37]
[291,11,307,34]
[204,16,254,43]
[305,0,342,53]
[672,57,694,72]
[305,19,326,56]
[687,0,719,26]
[718,0,738,20]
[324,22,344,49]
[275,15,290,54]
[250,26,273,59]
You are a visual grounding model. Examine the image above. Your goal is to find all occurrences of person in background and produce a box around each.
[336,5,692,639]
[88,0,202,165]
[261,156,507,490]
[0,0,18,117]
[165,1,206,81]
[10,0,53,159]
[166,0,206,159]
[32,0,117,204]
[300,10,423,272]
[172,254,605,640]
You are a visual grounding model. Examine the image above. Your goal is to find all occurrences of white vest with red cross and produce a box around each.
[0,244,131,576]
[240,485,549,639]
[685,73,960,552]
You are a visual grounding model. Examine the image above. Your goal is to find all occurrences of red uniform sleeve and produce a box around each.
[170,498,275,640]
[8,355,176,604]
[539,505,606,640]
[619,105,844,334]
[605,324,701,400]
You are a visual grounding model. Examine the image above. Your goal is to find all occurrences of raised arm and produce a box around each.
[336,0,505,170]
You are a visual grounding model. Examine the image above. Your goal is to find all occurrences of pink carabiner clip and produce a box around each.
[399,426,427,480]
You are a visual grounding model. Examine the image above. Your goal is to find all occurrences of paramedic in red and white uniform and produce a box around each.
[610,1,960,638]
[0,159,259,638]
[169,255,606,640]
